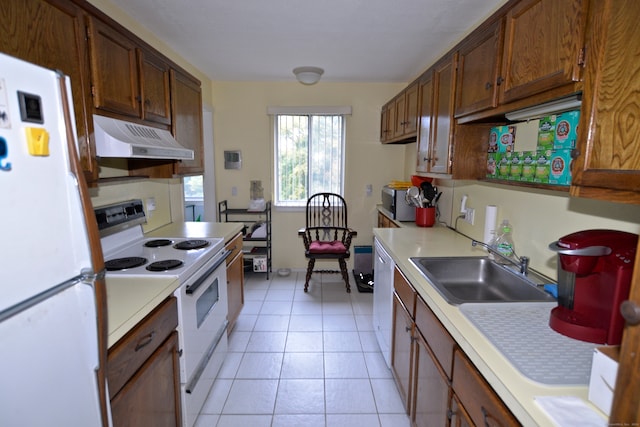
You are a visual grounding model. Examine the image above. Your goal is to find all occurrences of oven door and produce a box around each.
[174,249,229,389]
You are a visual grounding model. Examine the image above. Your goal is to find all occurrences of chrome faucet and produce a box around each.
[471,239,530,275]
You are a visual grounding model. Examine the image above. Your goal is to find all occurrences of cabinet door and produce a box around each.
[110,331,182,427]
[380,105,390,142]
[404,82,420,135]
[139,49,171,125]
[226,239,244,335]
[499,0,588,104]
[394,92,407,139]
[570,0,640,203]
[0,0,97,182]
[88,17,141,119]
[171,69,204,175]
[391,293,414,413]
[431,54,457,174]
[455,19,504,117]
[412,332,450,427]
[416,71,434,173]
[449,394,474,427]
[452,350,519,427]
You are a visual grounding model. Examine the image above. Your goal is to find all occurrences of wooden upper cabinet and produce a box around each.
[171,69,204,175]
[381,81,419,143]
[431,54,457,174]
[499,0,588,104]
[139,49,171,125]
[88,17,171,126]
[394,92,407,139]
[455,19,505,117]
[0,0,98,182]
[416,70,434,173]
[570,0,640,204]
[88,16,141,119]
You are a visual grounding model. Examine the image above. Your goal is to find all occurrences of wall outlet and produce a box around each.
[464,208,475,225]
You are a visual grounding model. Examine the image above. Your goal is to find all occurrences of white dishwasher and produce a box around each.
[373,238,394,368]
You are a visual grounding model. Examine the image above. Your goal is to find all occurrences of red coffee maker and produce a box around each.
[548,229,638,344]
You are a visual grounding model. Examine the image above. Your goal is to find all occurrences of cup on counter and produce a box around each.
[415,207,436,227]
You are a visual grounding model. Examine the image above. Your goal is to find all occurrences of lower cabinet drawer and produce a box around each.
[452,349,520,427]
[225,232,243,266]
[107,296,178,399]
[394,266,416,317]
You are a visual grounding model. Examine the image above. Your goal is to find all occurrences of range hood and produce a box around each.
[93,115,194,160]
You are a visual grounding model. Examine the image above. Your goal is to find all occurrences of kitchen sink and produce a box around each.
[409,257,556,305]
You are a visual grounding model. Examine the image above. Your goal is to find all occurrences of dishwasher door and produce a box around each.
[373,238,394,368]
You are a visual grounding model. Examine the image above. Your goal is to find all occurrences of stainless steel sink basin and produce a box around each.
[409,257,556,305]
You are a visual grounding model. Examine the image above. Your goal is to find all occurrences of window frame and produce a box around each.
[269,106,351,208]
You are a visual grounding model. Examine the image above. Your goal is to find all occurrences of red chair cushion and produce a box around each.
[308,240,347,254]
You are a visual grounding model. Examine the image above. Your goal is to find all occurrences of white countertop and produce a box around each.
[373,225,607,426]
[106,221,243,348]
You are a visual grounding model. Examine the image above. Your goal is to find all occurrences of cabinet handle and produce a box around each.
[144,98,151,106]
[496,76,504,86]
[621,300,640,325]
[405,325,412,333]
[134,331,156,351]
[485,82,493,90]
[135,95,142,103]
[481,405,499,427]
[423,157,431,162]
[570,148,581,159]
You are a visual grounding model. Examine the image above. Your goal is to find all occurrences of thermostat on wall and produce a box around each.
[224,150,242,169]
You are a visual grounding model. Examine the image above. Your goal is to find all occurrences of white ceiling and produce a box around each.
[107,0,507,83]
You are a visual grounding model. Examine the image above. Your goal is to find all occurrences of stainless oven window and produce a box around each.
[196,278,220,328]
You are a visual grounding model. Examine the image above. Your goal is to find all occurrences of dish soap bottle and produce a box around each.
[493,219,515,259]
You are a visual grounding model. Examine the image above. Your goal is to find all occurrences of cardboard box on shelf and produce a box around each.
[508,152,523,180]
[486,153,499,178]
[520,151,537,182]
[497,152,511,179]
[489,125,516,152]
[588,346,620,416]
[554,110,580,149]
[548,149,572,185]
[537,115,557,150]
[533,150,551,183]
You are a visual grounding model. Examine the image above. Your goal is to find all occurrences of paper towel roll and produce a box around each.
[484,205,498,244]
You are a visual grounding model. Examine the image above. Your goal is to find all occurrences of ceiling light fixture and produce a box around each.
[505,94,582,121]
[293,66,324,85]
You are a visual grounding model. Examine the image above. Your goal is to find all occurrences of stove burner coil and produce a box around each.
[174,239,210,250]
[105,257,148,271]
[144,239,173,248]
[146,259,184,271]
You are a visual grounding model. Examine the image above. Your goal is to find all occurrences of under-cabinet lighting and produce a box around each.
[505,94,582,121]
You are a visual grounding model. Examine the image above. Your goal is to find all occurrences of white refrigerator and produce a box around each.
[0,53,109,425]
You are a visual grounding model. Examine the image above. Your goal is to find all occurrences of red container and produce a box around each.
[415,207,435,227]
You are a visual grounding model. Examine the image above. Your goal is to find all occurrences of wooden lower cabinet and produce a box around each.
[378,211,400,228]
[391,292,415,412]
[225,232,244,334]
[110,331,181,426]
[412,332,451,426]
[391,266,520,426]
[449,393,474,427]
[452,349,519,427]
[108,296,182,426]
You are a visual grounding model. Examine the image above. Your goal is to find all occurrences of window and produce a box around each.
[183,175,203,221]
[273,109,348,207]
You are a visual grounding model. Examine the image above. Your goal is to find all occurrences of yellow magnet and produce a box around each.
[25,127,50,156]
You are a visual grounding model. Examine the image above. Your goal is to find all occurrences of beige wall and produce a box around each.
[211,81,407,269]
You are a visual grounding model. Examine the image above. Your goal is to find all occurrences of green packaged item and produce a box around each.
[537,115,556,150]
[520,151,536,182]
[508,152,523,180]
[534,150,551,183]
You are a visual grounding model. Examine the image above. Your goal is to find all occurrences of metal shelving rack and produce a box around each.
[218,200,272,279]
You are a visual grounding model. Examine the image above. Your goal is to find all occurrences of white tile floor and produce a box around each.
[195,271,411,427]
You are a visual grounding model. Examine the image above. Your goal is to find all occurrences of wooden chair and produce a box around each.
[298,193,357,293]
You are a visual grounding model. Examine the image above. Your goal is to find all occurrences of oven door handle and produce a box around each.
[185,249,231,295]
